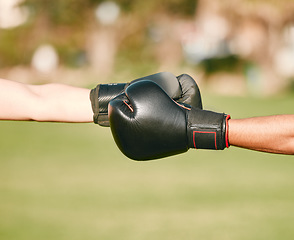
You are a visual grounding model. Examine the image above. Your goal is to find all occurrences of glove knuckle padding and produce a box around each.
[91,72,183,126]
[131,72,181,99]
[90,72,204,128]
[177,74,202,109]
[109,80,188,160]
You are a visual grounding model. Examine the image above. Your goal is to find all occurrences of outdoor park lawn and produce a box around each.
[0,92,294,240]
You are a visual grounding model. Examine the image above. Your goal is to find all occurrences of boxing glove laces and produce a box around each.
[109,80,230,160]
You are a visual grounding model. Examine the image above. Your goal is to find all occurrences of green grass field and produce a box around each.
[0,93,294,240]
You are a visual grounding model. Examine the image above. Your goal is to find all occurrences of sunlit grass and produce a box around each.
[0,93,294,240]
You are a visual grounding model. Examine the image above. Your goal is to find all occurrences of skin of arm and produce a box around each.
[0,78,93,122]
[228,115,294,155]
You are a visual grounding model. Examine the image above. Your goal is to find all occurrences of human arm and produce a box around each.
[0,78,93,122]
[228,115,294,155]
[0,72,201,124]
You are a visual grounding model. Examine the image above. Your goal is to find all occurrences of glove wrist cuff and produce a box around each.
[187,108,230,150]
[90,83,126,126]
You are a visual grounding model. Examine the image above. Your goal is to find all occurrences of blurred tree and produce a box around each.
[1,0,293,95]
[0,0,198,68]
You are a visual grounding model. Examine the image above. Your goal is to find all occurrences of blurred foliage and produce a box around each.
[1,0,294,93]
[0,0,197,67]
[23,0,94,26]
[0,27,32,66]
[200,55,247,75]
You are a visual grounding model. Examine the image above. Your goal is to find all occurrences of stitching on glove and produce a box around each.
[123,100,134,112]
[173,100,191,111]
[193,131,217,149]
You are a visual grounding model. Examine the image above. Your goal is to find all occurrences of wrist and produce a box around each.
[90,83,126,126]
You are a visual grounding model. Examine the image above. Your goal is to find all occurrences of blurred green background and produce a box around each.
[1,0,294,239]
[1,93,294,240]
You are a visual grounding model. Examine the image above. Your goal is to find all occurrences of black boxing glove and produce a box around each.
[109,80,230,160]
[90,72,202,126]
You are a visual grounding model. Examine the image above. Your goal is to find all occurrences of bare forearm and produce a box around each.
[228,115,294,155]
[0,78,93,122]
